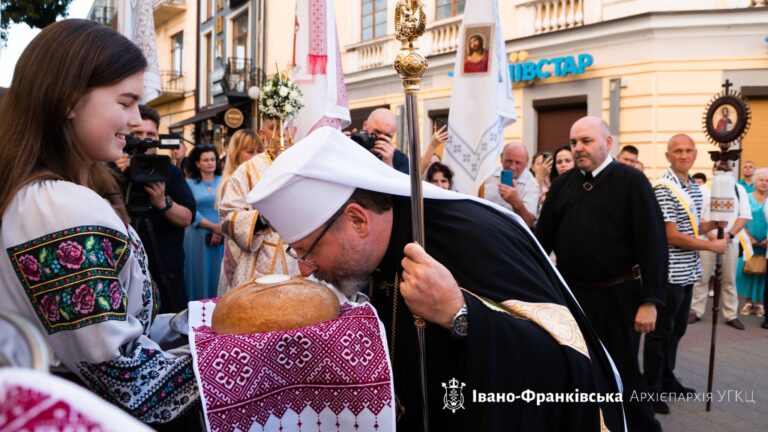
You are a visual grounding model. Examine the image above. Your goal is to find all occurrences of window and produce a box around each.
[205,33,212,105]
[436,0,465,20]
[361,0,386,41]
[171,32,183,77]
[232,12,248,61]
[206,0,213,21]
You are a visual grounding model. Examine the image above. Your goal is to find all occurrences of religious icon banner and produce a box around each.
[444,0,516,195]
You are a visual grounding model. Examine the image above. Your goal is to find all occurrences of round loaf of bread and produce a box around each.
[211,275,340,334]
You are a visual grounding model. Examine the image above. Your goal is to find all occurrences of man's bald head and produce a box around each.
[665,134,697,177]
[500,142,529,178]
[363,108,397,138]
[569,116,613,172]
[666,133,695,151]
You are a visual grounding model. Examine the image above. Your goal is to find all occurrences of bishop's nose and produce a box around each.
[298,262,315,277]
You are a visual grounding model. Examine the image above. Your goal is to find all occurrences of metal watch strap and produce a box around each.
[450,303,469,338]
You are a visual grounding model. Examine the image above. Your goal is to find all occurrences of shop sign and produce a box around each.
[224,108,244,128]
[510,53,593,82]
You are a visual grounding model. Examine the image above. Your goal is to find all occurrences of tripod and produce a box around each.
[130,213,181,314]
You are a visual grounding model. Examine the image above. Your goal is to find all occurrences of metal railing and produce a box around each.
[160,71,185,94]
[225,57,257,94]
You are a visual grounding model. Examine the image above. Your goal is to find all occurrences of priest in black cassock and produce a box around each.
[536,116,668,432]
[246,127,626,431]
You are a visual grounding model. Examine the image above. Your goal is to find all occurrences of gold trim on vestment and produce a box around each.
[461,289,590,359]
[247,246,263,281]
[247,212,259,251]
[268,238,282,274]
[229,211,237,239]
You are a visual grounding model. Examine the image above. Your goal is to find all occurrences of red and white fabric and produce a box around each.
[290,0,351,140]
[0,368,152,432]
[188,299,395,432]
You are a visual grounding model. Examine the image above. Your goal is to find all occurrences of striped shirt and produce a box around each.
[654,168,703,285]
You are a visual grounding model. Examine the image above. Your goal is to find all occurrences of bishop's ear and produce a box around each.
[343,203,371,237]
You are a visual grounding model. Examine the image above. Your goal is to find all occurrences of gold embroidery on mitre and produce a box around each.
[500,299,590,359]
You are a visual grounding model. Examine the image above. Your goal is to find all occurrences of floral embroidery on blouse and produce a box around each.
[6,226,130,334]
[78,346,199,423]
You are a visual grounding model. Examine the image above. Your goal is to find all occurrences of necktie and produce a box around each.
[583,171,594,191]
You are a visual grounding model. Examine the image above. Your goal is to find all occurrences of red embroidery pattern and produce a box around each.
[0,385,101,431]
[307,0,328,74]
[193,302,392,431]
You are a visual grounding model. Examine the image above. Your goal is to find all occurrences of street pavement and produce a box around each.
[646,299,767,432]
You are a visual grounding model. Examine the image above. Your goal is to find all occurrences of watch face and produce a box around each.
[453,314,469,337]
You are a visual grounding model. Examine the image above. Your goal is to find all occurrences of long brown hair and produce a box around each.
[0,19,147,224]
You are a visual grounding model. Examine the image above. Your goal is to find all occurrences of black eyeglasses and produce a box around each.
[285,210,342,268]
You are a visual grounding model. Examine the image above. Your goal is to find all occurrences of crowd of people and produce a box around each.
[2,18,767,432]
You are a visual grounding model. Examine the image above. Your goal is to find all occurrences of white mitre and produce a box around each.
[246,126,522,243]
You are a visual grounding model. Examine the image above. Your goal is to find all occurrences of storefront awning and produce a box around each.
[169,102,248,128]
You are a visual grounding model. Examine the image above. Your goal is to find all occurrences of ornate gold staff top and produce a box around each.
[393,1,430,431]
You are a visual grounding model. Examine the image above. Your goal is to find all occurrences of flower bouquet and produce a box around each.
[258,73,304,158]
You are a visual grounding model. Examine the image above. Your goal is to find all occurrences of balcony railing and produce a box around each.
[427,17,462,56]
[161,71,185,94]
[526,0,584,34]
[224,58,257,96]
[147,70,185,105]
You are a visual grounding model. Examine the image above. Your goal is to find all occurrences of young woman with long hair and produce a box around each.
[0,20,198,424]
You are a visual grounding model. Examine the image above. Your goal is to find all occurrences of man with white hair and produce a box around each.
[246,127,625,431]
[481,142,540,227]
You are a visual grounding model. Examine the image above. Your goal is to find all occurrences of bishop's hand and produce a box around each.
[400,242,465,329]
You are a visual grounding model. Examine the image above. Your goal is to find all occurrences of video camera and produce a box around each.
[123,134,182,214]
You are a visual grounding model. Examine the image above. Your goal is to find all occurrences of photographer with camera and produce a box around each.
[348,108,410,174]
[115,105,196,314]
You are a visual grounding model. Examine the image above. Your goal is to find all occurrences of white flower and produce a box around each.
[266,99,274,106]
[264,85,272,93]
[279,87,289,97]
[290,90,299,99]
[284,105,293,113]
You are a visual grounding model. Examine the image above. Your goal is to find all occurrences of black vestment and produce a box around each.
[370,196,625,431]
[536,161,668,431]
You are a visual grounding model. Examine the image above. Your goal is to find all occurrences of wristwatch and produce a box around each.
[450,303,469,339]
[159,196,173,213]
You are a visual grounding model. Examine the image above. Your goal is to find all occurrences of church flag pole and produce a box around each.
[393,1,429,430]
[702,79,751,411]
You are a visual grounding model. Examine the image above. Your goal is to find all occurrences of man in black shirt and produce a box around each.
[536,116,667,432]
[361,108,410,174]
[115,105,196,313]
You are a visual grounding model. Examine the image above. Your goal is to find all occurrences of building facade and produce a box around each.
[177,0,263,150]
[263,0,768,177]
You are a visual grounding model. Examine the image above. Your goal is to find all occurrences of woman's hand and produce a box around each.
[429,125,448,150]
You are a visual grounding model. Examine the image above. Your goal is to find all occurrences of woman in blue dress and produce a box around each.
[184,145,224,300]
[736,168,768,319]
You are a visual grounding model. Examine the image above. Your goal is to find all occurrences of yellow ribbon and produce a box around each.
[738,230,754,260]
[655,179,699,238]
